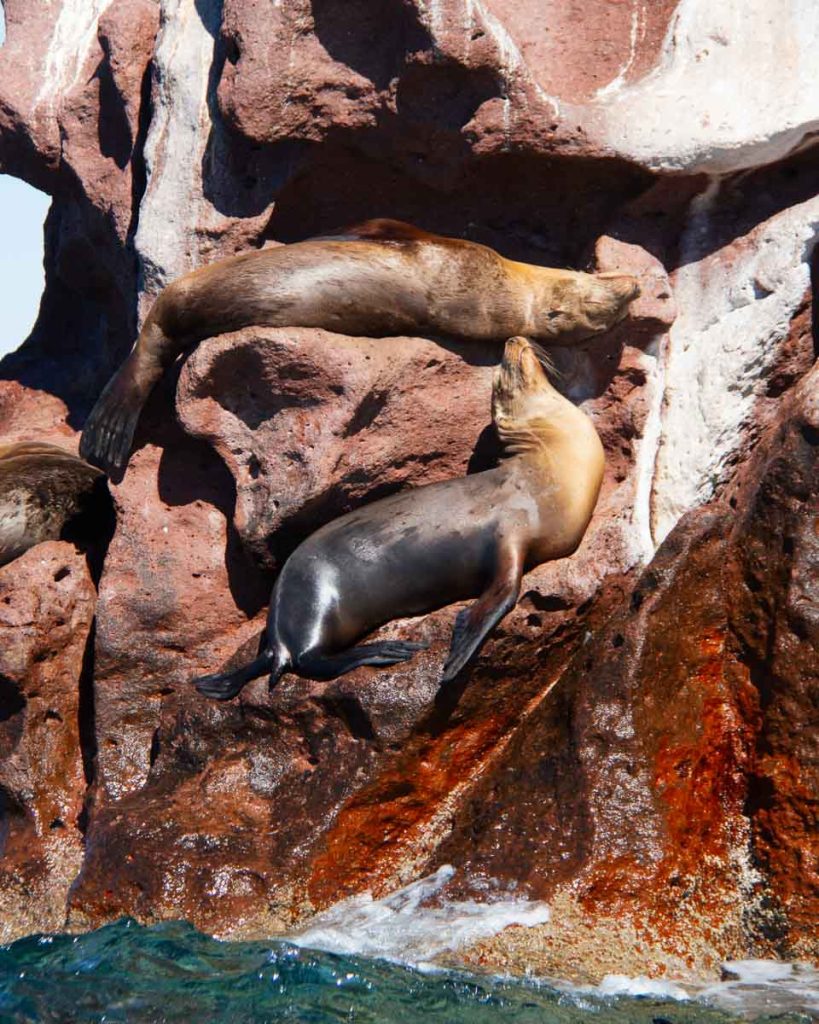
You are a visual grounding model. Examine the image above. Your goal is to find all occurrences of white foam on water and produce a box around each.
[701,959,819,1018]
[594,974,690,1000]
[286,865,550,966]
[563,958,819,1019]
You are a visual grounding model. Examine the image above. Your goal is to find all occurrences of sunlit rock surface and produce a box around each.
[0,0,817,980]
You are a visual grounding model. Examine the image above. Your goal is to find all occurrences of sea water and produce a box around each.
[1,919,817,1024]
[1,868,817,1023]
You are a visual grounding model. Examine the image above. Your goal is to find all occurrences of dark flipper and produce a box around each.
[80,361,146,478]
[296,640,427,681]
[441,540,523,683]
[194,650,275,701]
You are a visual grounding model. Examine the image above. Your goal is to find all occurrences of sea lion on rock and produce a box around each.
[0,442,107,566]
[193,335,605,698]
[80,219,638,475]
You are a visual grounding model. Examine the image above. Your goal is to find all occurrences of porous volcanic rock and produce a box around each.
[0,0,817,983]
[0,543,96,942]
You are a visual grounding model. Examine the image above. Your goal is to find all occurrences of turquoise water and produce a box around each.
[0,919,812,1024]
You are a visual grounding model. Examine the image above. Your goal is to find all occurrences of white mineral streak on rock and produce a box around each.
[598,0,819,173]
[627,338,668,565]
[35,0,114,107]
[594,0,645,100]
[651,186,819,545]
[134,0,215,309]
[469,0,561,116]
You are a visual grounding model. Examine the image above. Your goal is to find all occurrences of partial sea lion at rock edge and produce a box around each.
[193,335,605,698]
[0,442,109,567]
[80,219,639,476]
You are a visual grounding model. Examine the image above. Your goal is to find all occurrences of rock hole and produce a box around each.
[149,728,161,767]
[0,675,25,722]
[49,818,65,830]
[526,614,542,628]
[248,455,262,480]
[800,423,819,446]
[612,633,625,648]
[53,567,70,582]
[44,709,63,722]
[529,593,572,613]
[224,35,240,65]
[783,536,794,555]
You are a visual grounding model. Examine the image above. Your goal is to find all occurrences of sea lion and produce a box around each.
[193,335,605,698]
[0,442,108,567]
[80,219,638,476]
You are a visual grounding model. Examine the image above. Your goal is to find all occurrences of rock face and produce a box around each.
[0,0,817,981]
[0,543,96,942]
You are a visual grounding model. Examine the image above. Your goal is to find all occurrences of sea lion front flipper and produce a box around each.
[441,541,523,683]
[80,361,146,477]
[296,641,427,681]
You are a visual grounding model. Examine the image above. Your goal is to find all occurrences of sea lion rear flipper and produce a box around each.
[441,543,522,683]
[296,641,427,681]
[194,650,275,701]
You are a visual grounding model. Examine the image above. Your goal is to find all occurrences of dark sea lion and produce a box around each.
[0,442,107,566]
[193,335,605,698]
[80,219,639,475]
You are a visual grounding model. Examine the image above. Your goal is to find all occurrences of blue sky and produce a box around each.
[0,7,53,359]
[0,175,50,359]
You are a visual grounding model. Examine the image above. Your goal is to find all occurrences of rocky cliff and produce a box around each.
[0,0,816,982]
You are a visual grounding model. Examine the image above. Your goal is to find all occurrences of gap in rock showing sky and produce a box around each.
[0,175,50,359]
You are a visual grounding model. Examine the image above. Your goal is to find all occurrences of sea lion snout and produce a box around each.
[593,272,641,324]
[492,337,551,424]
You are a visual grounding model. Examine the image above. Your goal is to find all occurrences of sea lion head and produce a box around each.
[533,272,640,343]
[492,336,557,432]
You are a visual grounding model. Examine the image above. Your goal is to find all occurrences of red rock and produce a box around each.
[0,542,96,942]
[177,327,498,567]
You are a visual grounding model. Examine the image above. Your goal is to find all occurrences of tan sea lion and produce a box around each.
[80,219,638,475]
[0,442,108,567]
[193,335,605,698]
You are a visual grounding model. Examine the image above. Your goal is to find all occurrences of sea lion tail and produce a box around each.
[80,362,145,478]
[194,649,281,702]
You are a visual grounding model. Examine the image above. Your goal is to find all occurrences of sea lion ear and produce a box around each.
[336,219,433,243]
